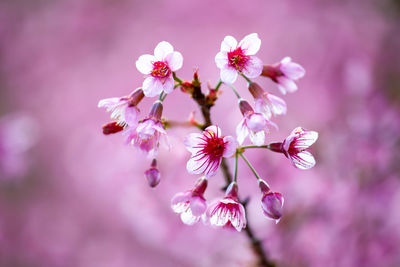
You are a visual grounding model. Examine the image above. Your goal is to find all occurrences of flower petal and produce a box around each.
[220,67,238,84]
[154,41,174,60]
[215,51,228,69]
[236,119,249,145]
[220,36,237,52]
[165,51,183,71]
[205,125,222,138]
[180,210,200,225]
[186,157,207,175]
[242,56,263,78]
[246,113,266,132]
[162,76,174,94]
[222,136,237,157]
[184,133,204,153]
[292,129,318,150]
[249,130,265,146]
[136,54,156,74]
[142,77,163,97]
[190,197,207,216]
[277,76,298,93]
[171,192,191,213]
[280,58,305,80]
[124,106,140,126]
[98,97,120,109]
[290,151,316,170]
[266,93,287,116]
[238,33,261,55]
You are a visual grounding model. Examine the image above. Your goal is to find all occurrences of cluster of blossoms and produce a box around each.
[98,33,318,232]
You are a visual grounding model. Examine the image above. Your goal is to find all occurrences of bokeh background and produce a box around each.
[1,0,400,266]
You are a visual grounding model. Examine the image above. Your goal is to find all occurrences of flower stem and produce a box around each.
[215,80,223,91]
[239,152,262,181]
[226,83,241,99]
[172,72,183,84]
[241,73,252,84]
[241,145,270,150]
[233,152,239,183]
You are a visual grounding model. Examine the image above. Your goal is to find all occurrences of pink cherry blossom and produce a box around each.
[236,99,277,146]
[98,88,144,127]
[206,182,246,232]
[262,57,305,94]
[125,101,167,157]
[269,127,318,169]
[248,82,287,119]
[258,180,284,223]
[171,177,208,225]
[215,33,263,84]
[136,41,183,97]
[184,125,236,178]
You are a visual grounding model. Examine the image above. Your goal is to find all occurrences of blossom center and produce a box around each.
[227,47,250,72]
[202,132,226,162]
[151,61,170,78]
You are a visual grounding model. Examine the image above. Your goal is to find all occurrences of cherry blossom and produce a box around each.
[215,33,263,84]
[206,182,246,232]
[184,125,236,177]
[262,57,305,94]
[136,41,183,97]
[248,82,287,119]
[98,88,144,127]
[171,177,208,225]
[236,99,277,146]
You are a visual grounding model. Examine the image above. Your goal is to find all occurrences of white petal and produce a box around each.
[205,125,222,138]
[184,133,204,153]
[290,151,316,170]
[292,130,318,150]
[136,54,155,74]
[165,51,183,71]
[221,36,237,52]
[249,130,265,146]
[142,77,163,97]
[162,76,174,94]
[222,136,237,157]
[242,56,263,78]
[186,157,207,175]
[98,97,120,109]
[277,76,298,93]
[154,41,174,60]
[255,99,272,119]
[180,210,200,225]
[238,33,261,55]
[171,192,190,213]
[266,94,287,116]
[215,51,228,69]
[281,60,305,80]
[236,119,249,145]
[220,67,238,84]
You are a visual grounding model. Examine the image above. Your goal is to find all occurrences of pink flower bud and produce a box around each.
[144,159,160,187]
[149,100,163,120]
[102,121,124,135]
[261,191,284,223]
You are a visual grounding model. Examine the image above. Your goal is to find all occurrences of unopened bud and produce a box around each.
[144,159,160,188]
[192,177,208,196]
[149,100,163,120]
[261,191,284,223]
[248,82,264,99]
[102,121,124,135]
[238,99,254,116]
[128,88,145,107]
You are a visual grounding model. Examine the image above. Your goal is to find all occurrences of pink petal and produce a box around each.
[277,76,298,93]
[238,33,261,55]
[215,51,228,69]
[292,130,318,150]
[281,56,291,64]
[184,133,203,153]
[242,56,263,78]
[290,151,316,170]
[186,157,207,175]
[220,67,238,84]
[280,59,305,80]
[161,76,174,94]
[142,77,163,97]
[205,125,222,138]
[136,54,156,74]
[165,51,183,71]
[171,192,191,213]
[236,119,249,145]
[97,97,121,109]
[124,106,140,126]
[190,197,207,216]
[154,41,174,60]
[266,94,287,116]
[222,136,237,157]
[220,35,237,52]
[246,113,266,132]
[249,130,265,146]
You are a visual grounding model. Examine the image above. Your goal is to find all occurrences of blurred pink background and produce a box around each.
[1,0,400,266]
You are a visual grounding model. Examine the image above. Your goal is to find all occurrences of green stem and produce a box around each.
[233,152,239,182]
[226,83,241,99]
[241,73,252,84]
[172,72,183,84]
[215,80,223,91]
[239,152,262,181]
[241,145,270,150]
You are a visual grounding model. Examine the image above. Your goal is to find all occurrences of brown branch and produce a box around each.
[186,76,276,267]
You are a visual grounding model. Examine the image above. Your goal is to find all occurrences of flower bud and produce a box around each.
[248,82,264,99]
[144,159,160,187]
[128,88,145,107]
[261,191,284,223]
[149,100,163,120]
[102,121,124,135]
[238,99,254,116]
